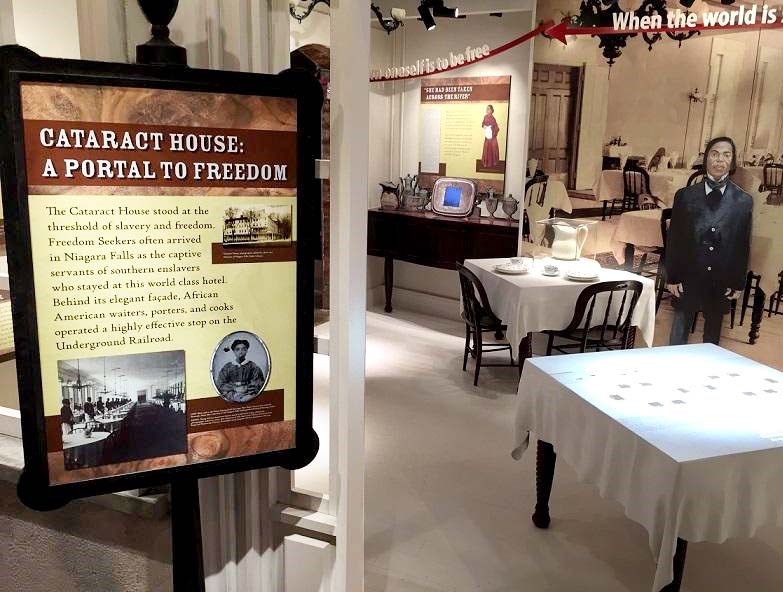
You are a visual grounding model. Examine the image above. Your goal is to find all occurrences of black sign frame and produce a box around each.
[0,45,321,510]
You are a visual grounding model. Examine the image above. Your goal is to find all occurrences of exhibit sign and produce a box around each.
[0,47,321,508]
[419,76,511,194]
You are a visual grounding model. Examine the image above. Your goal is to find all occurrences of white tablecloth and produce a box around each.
[524,178,573,245]
[596,168,765,208]
[611,209,663,264]
[606,144,634,168]
[512,344,783,591]
[464,258,656,356]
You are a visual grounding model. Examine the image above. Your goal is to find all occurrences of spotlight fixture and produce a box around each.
[418,3,437,30]
[430,1,459,19]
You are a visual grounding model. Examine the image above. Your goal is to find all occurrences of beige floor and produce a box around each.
[364,305,783,592]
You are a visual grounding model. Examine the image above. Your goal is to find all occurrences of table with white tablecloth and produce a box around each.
[463,258,656,359]
[594,168,762,211]
[610,209,664,266]
[593,169,691,208]
[512,344,783,592]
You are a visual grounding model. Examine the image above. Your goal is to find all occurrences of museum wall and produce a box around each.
[290,9,330,51]
[535,0,783,177]
[367,11,536,315]
[6,0,80,59]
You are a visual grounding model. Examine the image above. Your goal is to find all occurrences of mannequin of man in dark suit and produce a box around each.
[665,137,753,345]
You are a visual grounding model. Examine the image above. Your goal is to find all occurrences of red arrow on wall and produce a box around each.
[543,15,783,45]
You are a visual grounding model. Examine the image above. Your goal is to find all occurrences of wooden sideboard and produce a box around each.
[367,208,519,312]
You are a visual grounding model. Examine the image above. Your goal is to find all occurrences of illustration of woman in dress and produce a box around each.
[481,104,500,169]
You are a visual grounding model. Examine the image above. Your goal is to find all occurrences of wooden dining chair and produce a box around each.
[687,168,706,187]
[608,163,651,217]
[456,263,515,386]
[543,280,643,355]
[655,208,673,311]
[768,271,783,318]
[523,175,549,243]
[762,164,783,204]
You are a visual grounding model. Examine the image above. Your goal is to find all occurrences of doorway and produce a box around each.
[528,63,581,189]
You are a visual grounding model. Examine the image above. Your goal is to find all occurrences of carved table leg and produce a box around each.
[384,255,394,313]
[626,326,637,349]
[518,332,533,376]
[659,538,688,592]
[532,440,556,529]
[624,243,635,271]
[749,288,765,344]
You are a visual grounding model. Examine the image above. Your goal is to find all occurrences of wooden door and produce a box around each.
[529,64,580,187]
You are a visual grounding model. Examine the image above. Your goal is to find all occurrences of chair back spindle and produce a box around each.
[622,164,651,211]
[560,281,643,353]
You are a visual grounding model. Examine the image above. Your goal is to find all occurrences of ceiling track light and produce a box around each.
[425,0,459,19]
[418,4,437,31]
[417,1,460,30]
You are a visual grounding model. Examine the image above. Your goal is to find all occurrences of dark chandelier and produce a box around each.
[576,0,699,66]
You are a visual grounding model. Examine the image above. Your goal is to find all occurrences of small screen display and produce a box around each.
[443,186,462,207]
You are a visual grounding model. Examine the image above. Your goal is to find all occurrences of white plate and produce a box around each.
[541,269,560,277]
[494,264,529,275]
[566,272,599,282]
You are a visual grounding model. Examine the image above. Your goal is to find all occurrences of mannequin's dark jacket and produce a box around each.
[664,180,753,314]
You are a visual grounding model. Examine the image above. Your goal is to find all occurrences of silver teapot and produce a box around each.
[501,194,518,220]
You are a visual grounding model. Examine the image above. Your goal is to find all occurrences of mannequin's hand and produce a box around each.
[725,288,740,300]
[666,283,684,298]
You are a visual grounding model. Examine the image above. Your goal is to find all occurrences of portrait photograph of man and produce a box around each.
[665,136,754,346]
[211,331,271,403]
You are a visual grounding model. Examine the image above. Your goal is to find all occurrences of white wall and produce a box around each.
[8,0,80,59]
[367,11,536,311]
[290,9,330,51]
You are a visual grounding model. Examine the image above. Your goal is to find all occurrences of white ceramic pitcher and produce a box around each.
[551,223,588,260]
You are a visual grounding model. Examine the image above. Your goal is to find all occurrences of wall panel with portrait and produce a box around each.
[418,76,511,194]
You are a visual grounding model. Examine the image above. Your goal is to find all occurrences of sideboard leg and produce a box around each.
[532,440,556,529]
[384,255,394,313]
[659,538,688,592]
